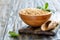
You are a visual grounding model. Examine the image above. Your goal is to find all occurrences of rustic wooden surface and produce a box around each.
[0,0,60,40]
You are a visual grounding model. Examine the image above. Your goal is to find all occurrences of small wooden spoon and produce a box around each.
[41,20,58,31]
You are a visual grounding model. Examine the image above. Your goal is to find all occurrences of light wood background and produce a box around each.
[0,0,60,40]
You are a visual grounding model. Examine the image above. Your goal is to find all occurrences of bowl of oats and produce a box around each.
[19,8,51,27]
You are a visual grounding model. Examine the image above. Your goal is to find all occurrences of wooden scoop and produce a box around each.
[41,20,58,31]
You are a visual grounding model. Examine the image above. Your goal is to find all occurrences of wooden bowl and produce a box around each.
[19,9,51,27]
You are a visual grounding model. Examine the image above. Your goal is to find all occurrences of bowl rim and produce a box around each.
[18,8,52,16]
[19,12,52,16]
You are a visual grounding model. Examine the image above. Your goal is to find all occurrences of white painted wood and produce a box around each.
[0,0,60,40]
[0,0,11,40]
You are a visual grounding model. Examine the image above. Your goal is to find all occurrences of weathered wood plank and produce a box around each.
[3,0,22,40]
[0,0,11,40]
[0,0,60,40]
[0,22,7,40]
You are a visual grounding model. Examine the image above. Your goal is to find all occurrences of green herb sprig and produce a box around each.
[9,31,19,38]
[37,2,51,12]
[44,2,48,9]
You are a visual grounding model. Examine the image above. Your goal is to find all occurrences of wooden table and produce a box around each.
[0,0,60,40]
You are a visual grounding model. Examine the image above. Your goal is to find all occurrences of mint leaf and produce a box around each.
[9,31,19,38]
[44,3,48,9]
[37,6,42,9]
[37,3,51,12]
[46,9,51,12]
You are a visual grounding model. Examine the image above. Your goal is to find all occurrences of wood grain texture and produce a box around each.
[0,0,60,40]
